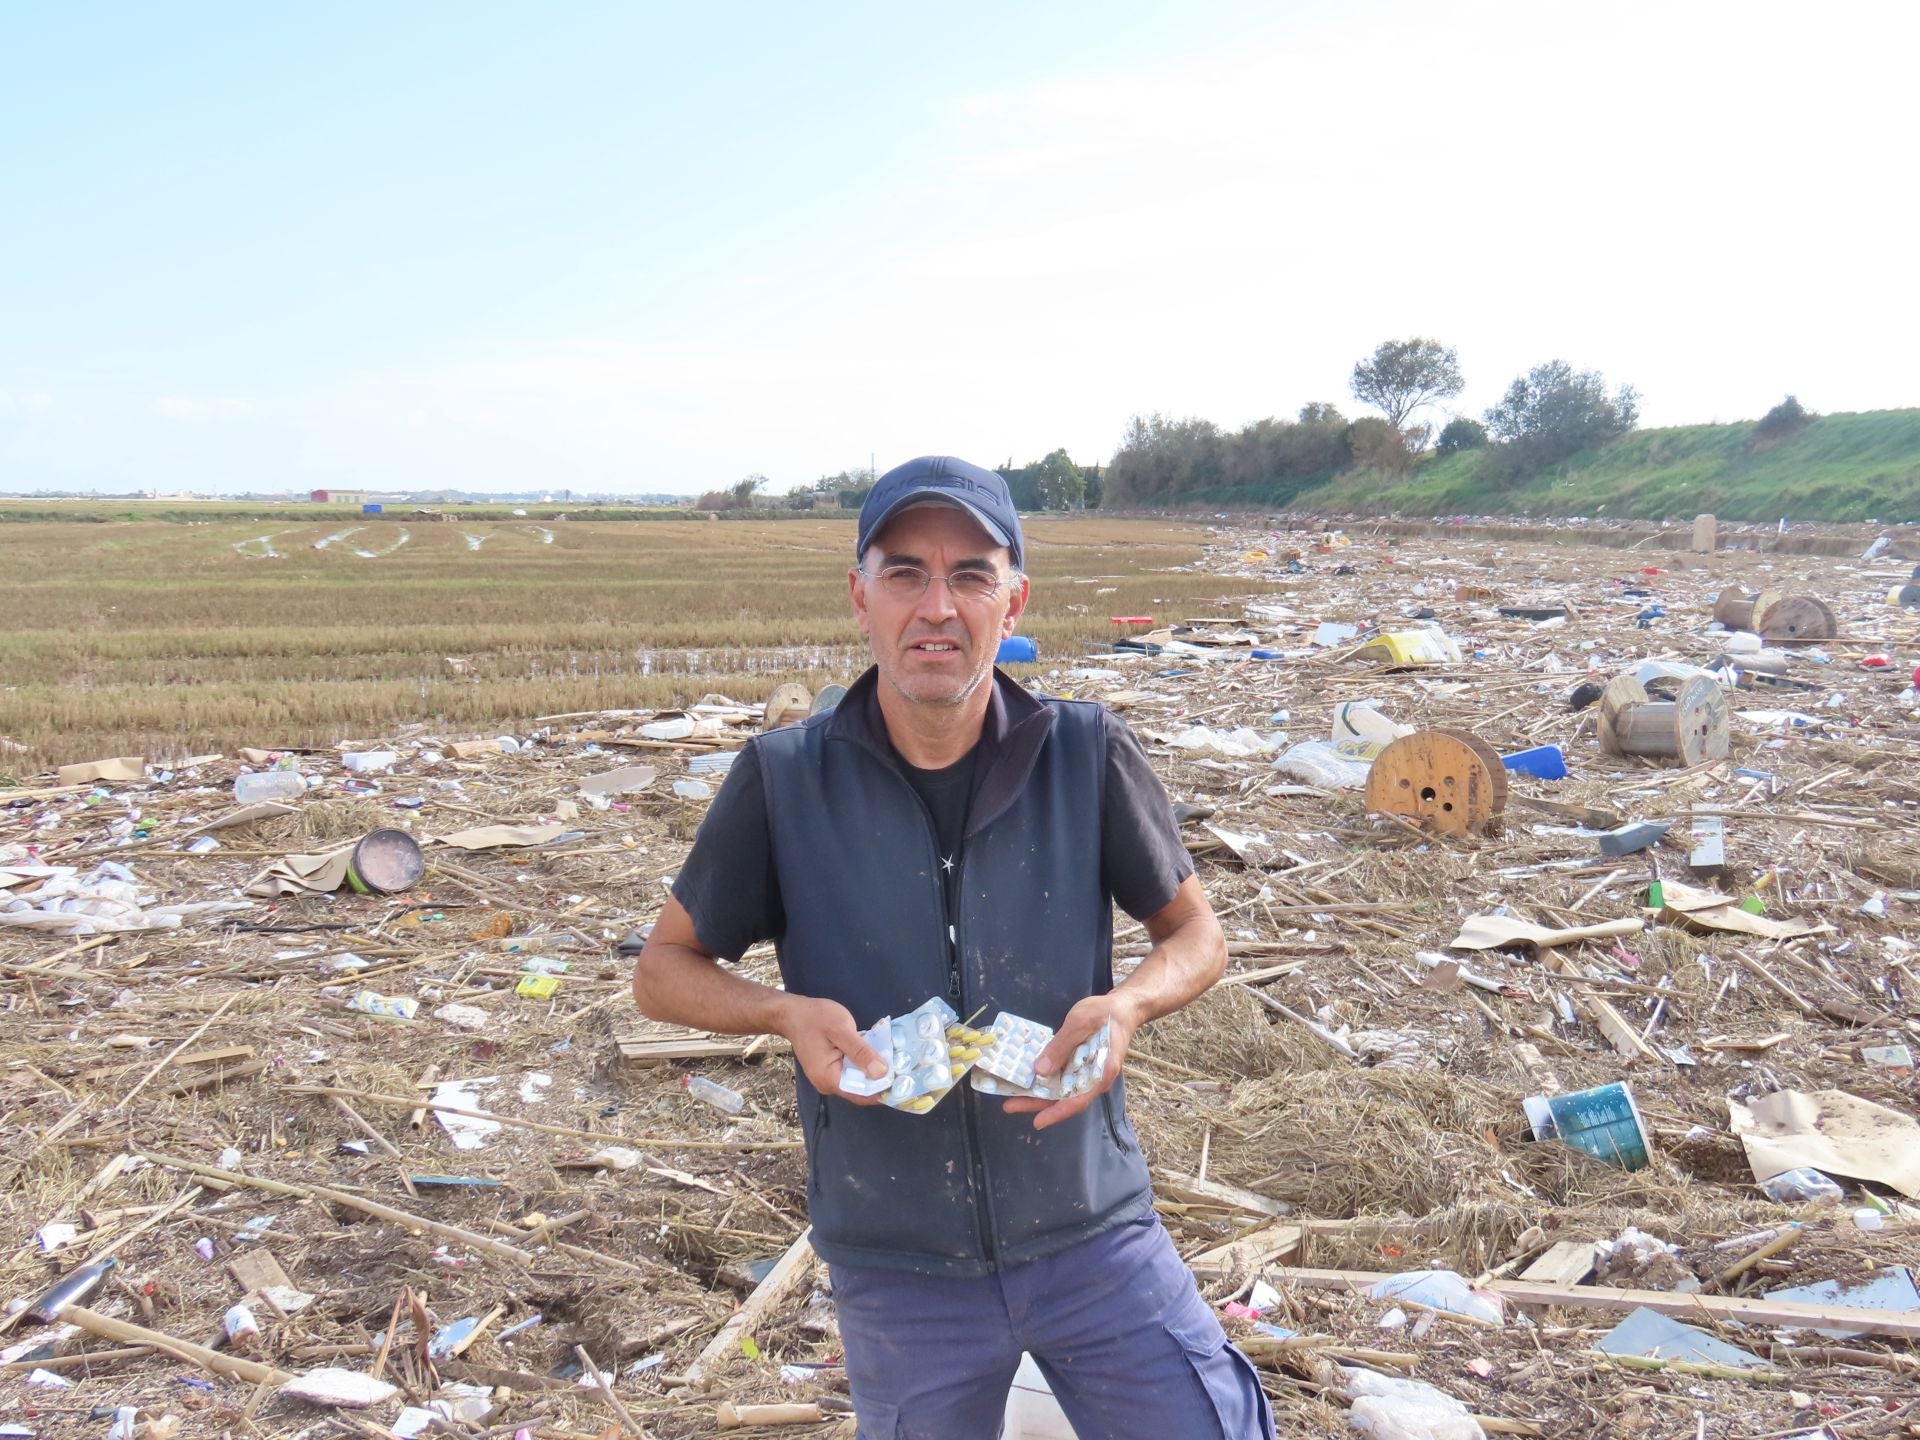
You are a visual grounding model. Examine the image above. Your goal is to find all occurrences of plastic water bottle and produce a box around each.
[681,1075,745,1115]
[234,770,308,804]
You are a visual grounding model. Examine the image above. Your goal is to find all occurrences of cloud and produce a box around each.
[0,389,53,414]
[152,395,252,421]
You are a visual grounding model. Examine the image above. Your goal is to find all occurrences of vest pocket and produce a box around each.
[1101,1091,1133,1155]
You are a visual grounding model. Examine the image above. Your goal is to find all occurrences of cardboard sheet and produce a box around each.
[1728,1089,1920,1197]
[56,756,145,786]
[1450,913,1642,952]
[245,845,355,898]
[432,823,568,850]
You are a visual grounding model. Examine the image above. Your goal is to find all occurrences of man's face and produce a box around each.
[849,502,1031,710]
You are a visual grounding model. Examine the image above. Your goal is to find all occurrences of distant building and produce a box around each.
[310,489,370,505]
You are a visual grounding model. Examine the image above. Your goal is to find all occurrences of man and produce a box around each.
[632,456,1273,1439]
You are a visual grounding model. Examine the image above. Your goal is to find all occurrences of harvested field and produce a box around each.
[3,517,1919,1438]
[0,516,1251,775]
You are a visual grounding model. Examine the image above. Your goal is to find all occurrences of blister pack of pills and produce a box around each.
[969,1013,1112,1101]
[837,998,997,1114]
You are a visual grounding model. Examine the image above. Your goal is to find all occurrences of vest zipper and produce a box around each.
[953,850,1002,1267]
[882,768,998,1268]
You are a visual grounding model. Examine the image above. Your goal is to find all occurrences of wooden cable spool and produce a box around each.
[1711,586,1780,631]
[1753,594,1837,643]
[1363,729,1508,836]
[1597,675,1729,767]
[1710,587,1836,642]
[761,682,814,731]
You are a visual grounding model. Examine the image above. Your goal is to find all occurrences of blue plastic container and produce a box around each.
[1523,1081,1651,1170]
[995,635,1038,664]
[1501,744,1567,780]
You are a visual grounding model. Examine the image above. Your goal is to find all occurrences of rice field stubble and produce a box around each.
[0,515,1277,773]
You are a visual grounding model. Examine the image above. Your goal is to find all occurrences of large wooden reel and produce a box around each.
[1364,729,1509,836]
[1711,587,1836,642]
[1754,595,1837,643]
[1598,675,1729,767]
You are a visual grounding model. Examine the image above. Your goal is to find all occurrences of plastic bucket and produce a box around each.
[996,635,1038,664]
[1523,1081,1651,1170]
[345,828,425,895]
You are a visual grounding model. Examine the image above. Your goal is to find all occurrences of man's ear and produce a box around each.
[1001,573,1032,637]
[848,565,872,640]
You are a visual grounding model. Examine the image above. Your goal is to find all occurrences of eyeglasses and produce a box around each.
[864,564,1008,603]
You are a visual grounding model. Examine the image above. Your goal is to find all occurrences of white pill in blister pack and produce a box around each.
[837,996,992,1113]
[970,1013,1112,1101]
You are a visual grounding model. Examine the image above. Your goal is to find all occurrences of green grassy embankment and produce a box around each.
[1292,408,1920,522]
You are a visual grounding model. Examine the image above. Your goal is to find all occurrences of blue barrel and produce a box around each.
[995,635,1038,664]
[1502,744,1567,780]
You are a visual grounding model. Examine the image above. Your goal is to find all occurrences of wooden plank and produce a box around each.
[1187,1222,1304,1281]
[617,1031,788,1067]
[1156,1172,1293,1220]
[1517,1240,1597,1288]
[1688,809,1726,877]
[1214,961,1307,988]
[665,1229,814,1393]
[174,1045,256,1067]
[159,1056,268,1097]
[1263,1265,1920,1339]
[1577,992,1660,1063]
[226,1249,293,1298]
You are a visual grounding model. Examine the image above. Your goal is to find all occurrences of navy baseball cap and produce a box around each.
[856,456,1024,571]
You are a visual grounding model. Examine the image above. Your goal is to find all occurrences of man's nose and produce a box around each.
[914,576,961,623]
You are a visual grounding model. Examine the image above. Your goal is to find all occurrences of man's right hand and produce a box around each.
[781,994,890,1105]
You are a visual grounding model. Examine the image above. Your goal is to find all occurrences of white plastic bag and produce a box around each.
[1367,1269,1505,1326]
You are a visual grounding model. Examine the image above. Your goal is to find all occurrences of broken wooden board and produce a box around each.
[616,1030,788,1067]
[1186,1222,1304,1281]
[1156,1172,1293,1220]
[226,1249,294,1298]
[160,1057,268,1097]
[665,1229,815,1392]
[1576,992,1661,1063]
[1688,809,1726,877]
[1518,1240,1598,1288]
[1262,1266,1920,1339]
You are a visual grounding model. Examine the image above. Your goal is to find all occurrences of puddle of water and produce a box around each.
[352,528,412,559]
[314,526,366,550]
[231,531,289,559]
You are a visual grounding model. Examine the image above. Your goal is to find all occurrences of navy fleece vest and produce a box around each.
[755,667,1153,1276]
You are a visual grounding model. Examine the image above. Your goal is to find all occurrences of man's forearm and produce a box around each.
[632,943,796,1037]
[1111,913,1226,1027]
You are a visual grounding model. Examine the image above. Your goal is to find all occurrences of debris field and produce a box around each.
[4,517,1920,1440]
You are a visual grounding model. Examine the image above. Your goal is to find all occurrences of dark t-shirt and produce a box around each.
[671,713,1193,964]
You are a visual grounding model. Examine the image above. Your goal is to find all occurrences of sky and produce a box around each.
[2,0,1917,496]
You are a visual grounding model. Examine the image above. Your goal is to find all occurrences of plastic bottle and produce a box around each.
[681,1074,745,1115]
[27,1255,119,1322]
[234,770,308,804]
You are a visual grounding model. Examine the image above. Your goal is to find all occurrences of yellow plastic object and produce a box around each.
[1358,630,1463,666]
[515,973,562,999]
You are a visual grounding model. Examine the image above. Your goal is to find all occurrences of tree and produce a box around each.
[1483,359,1639,473]
[1350,339,1464,430]
[1028,448,1086,509]
[1296,401,1346,427]
[1434,417,1488,455]
[1345,417,1411,474]
[729,474,769,506]
[1754,394,1815,443]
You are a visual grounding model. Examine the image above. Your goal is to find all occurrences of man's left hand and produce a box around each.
[1000,991,1141,1131]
